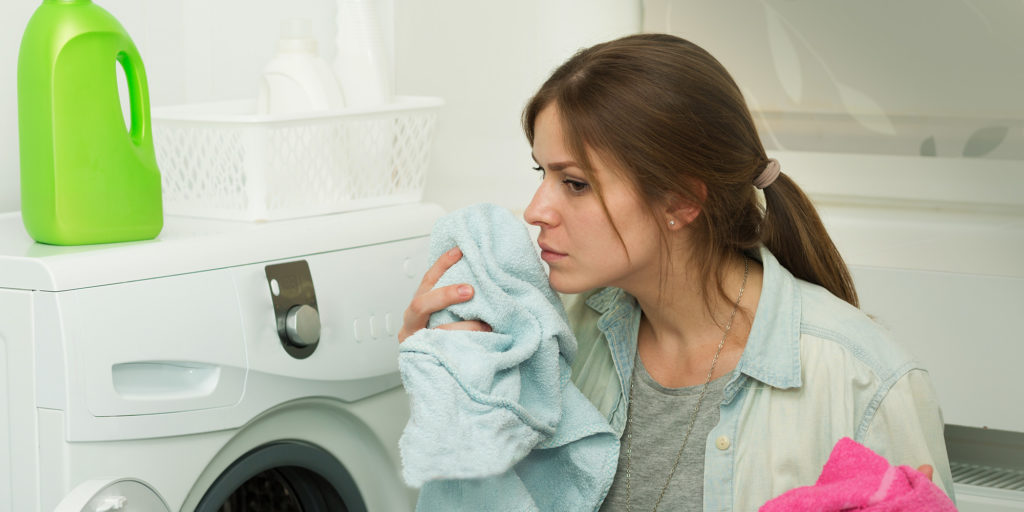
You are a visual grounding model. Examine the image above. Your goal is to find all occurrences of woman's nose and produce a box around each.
[523,180,556,227]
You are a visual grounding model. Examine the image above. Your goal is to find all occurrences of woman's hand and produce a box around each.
[916,464,934,481]
[398,247,492,343]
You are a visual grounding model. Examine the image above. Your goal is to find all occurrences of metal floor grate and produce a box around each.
[951,461,1024,491]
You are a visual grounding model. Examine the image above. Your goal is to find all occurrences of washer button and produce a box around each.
[353,319,363,342]
[385,313,395,335]
[715,435,731,451]
[369,315,379,339]
[285,305,320,347]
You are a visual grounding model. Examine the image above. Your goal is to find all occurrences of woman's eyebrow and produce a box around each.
[530,155,579,171]
[546,161,578,171]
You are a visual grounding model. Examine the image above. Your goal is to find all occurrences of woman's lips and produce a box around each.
[538,242,567,262]
[540,250,566,262]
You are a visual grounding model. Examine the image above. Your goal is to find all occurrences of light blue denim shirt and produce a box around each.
[564,246,955,511]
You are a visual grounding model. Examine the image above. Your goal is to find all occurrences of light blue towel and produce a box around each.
[398,203,619,512]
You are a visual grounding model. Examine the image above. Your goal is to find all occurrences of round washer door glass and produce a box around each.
[54,478,171,512]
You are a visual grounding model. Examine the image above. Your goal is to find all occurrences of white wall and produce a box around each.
[1,1,43,213]
[0,0,641,216]
[394,0,642,215]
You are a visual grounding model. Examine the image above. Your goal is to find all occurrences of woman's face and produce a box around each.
[524,105,664,294]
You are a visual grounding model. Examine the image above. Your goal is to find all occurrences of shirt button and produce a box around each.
[716,435,731,450]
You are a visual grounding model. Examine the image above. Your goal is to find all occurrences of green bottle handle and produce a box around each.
[117,48,149,145]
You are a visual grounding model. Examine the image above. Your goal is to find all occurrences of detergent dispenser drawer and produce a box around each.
[58,269,247,417]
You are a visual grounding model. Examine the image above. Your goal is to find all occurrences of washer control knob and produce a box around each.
[285,304,321,347]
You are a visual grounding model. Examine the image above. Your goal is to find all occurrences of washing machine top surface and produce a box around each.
[0,202,444,291]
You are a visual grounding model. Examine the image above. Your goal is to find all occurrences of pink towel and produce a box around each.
[760,437,956,511]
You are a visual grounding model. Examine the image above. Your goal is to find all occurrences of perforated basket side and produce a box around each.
[258,109,437,220]
[391,111,435,195]
[155,122,253,219]
[154,97,440,221]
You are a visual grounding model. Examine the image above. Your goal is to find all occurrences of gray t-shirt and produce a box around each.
[600,357,729,512]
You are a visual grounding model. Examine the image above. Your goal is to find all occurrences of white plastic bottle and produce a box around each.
[334,0,392,107]
[258,18,345,115]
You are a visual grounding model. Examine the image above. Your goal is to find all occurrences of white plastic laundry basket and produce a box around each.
[152,96,442,221]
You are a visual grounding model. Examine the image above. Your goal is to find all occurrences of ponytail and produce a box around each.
[760,173,859,307]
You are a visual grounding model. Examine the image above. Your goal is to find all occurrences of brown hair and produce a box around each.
[522,33,859,309]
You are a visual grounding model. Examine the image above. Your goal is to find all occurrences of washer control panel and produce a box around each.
[265,260,320,359]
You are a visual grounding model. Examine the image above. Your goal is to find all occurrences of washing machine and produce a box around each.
[0,202,443,511]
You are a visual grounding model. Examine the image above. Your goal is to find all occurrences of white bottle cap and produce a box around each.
[278,18,317,53]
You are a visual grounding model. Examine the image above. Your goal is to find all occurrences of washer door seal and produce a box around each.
[194,440,366,512]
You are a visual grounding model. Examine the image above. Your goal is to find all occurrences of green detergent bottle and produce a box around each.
[18,0,163,246]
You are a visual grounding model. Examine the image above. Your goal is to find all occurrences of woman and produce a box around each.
[399,33,953,511]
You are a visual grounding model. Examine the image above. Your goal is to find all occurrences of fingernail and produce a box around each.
[449,247,461,257]
[458,285,472,297]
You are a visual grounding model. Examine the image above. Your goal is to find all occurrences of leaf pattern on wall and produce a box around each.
[765,6,803,104]
[920,136,937,156]
[837,83,896,135]
[962,125,1009,157]
[743,86,786,150]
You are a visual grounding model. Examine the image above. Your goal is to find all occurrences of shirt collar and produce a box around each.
[736,246,803,390]
[583,246,803,391]
[585,287,640,414]
[585,286,626,315]
[585,287,639,344]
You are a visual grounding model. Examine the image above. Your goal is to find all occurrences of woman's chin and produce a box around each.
[548,274,587,295]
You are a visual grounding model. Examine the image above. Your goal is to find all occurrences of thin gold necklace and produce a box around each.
[624,256,749,512]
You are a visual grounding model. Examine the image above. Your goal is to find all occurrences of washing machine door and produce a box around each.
[54,478,171,512]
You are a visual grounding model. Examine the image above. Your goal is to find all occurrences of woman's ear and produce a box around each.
[665,181,706,229]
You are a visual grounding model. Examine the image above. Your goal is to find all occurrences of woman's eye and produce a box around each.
[562,178,589,193]
[532,165,545,178]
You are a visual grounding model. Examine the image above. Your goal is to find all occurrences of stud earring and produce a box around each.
[668,220,676,227]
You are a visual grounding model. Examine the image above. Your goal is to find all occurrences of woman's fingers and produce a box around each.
[399,283,474,342]
[435,320,493,333]
[395,290,487,342]
[398,247,477,343]
[414,247,463,296]
[916,464,934,481]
